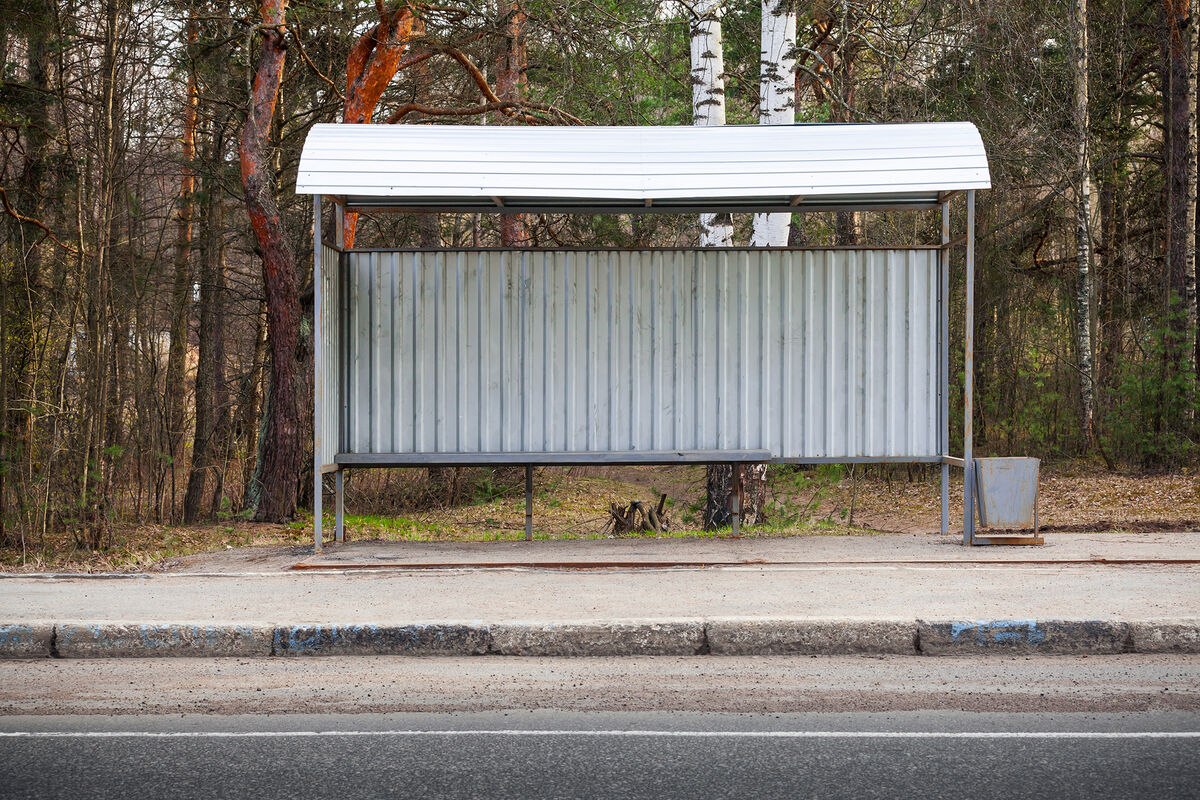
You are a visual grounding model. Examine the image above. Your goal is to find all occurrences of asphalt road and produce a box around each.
[4,656,1197,798]
[2,712,1198,799]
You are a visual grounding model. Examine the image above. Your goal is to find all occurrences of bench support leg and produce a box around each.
[335,469,345,543]
[731,464,741,536]
[525,465,533,541]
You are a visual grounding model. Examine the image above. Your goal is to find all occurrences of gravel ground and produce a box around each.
[2,654,1197,716]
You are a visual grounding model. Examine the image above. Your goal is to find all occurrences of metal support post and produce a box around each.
[940,198,951,536]
[963,189,977,545]
[524,465,533,541]
[312,196,323,552]
[335,469,345,543]
[730,464,741,535]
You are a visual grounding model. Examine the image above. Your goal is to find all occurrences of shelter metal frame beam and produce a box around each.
[335,453,941,468]
[312,192,982,550]
[935,188,979,544]
[341,201,944,216]
[313,196,323,551]
[335,450,775,467]
[339,244,942,254]
[964,189,977,544]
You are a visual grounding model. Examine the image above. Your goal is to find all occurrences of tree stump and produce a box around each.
[603,494,670,536]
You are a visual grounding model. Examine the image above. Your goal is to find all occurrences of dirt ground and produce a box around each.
[2,461,1197,573]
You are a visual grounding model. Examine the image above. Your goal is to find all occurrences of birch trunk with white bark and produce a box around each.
[691,0,768,526]
[1187,0,1199,375]
[751,0,796,247]
[691,0,732,247]
[1073,0,1095,444]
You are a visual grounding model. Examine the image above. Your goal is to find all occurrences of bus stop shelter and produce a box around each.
[295,122,995,550]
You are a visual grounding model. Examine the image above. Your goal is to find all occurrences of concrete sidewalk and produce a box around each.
[1,533,1198,659]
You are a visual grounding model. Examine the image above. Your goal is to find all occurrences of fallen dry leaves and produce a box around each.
[3,461,1196,572]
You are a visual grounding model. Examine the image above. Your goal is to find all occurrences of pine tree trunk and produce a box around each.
[240,0,301,523]
[496,2,531,247]
[751,0,796,247]
[1158,1,1195,438]
[340,3,414,248]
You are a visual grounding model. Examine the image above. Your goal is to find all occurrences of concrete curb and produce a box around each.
[1,618,1197,659]
[54,623,273,658]
[490,620,706,656]
[272,624,490,656]
[1129,620,1200,654]
[707,618,915,655]
[0,623,55,658]
[917,619,1131,655]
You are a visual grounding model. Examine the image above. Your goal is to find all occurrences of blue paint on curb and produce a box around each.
[0,624,34,646]
[950,619,1045,646]
[273,623,492,654]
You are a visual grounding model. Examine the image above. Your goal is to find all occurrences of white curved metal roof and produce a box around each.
[296,122,989,213]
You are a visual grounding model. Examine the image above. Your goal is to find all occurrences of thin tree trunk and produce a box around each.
[1097,162,1120,398]
[831,3,858,246]
[163,4,198,521]
[1073,0,1095,445]
[240,0,301,522]
[1189,0,1200,382]
[183,16,232,523]
[751,0,796,247]
[2,0,53,547]
[691,0,733,247]
[80,0,123,548]
[181,199,226,522]
[237,302,268,507]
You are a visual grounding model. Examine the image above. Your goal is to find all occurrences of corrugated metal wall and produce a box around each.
[341,248,940,459]
[316,243,341,467]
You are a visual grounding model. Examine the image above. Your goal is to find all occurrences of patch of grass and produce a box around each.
[342,514,454,541]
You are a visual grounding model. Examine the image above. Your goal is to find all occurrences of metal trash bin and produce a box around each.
[974,457,1040,537]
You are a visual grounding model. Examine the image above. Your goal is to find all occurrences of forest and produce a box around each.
[0,0,1197,555]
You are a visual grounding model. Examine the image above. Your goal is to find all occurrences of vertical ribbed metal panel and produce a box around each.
[316,243,341,467]
[342,249,939,459]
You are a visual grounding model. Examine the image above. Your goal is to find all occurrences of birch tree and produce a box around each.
[693,0,768,528]
[690,0,733,247]
[750,0,796,247]
[1190,2,1199,377]
[1072,0,1094,444]
[692,0,733,526]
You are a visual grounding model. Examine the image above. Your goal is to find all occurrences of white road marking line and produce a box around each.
[0,730,1197,739]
